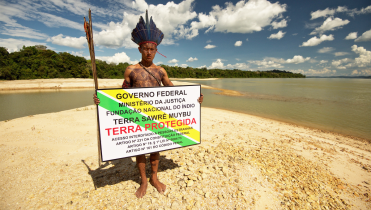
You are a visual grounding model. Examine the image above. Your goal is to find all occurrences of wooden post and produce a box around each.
[84,9,102,167]
[88,10,98,89]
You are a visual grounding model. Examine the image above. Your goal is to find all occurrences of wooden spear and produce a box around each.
[84,9,102,167]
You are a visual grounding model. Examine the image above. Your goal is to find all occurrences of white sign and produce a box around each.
[96,85,201,161]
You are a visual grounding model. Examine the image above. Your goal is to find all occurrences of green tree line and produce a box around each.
[164,66,305,78]
[0,46,305,80]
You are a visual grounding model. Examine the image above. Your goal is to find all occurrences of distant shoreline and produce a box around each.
[0,78,204,91]
[306,76,371,79]
[0,78,243,97]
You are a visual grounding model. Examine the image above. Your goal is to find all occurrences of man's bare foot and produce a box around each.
[135,182,148,198]
[150,178,166,194]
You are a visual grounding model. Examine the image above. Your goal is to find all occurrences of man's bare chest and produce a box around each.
[129,68,163,87]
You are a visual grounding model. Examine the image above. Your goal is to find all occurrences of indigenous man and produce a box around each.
[94,11,203,198]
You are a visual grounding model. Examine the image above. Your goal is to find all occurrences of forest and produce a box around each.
[0,46,306,80]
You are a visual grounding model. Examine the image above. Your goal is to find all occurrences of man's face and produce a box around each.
[139,43,157,62]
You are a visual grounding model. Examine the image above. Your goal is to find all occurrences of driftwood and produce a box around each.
[84,9,102,167]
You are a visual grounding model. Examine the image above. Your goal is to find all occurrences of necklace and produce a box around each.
[138,62,162,86]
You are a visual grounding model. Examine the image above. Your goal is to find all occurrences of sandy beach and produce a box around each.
[0,78,202,91]
[0,107,370,209]
[0,78,241,97]
[1,79,371,209]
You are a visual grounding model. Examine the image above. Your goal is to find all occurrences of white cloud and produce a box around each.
[336,6,349,13]
[310,5,371,19]
[198,65,207,69]
[189,0,287,35]
[345,63,354,68]
[93,18,137,49]
[285,55,310,64]
[300,34,334,47]
[204,44,216,49]
[174,25,198,40]
[155,61,163,65]
[334,52,349,57]
[351,45,371,67]
[351,70,371,76]
[268,30,286,40]
[206,40,212,43]
[307,68,336,75]
[0,1,30,23]
[272,19,287,29]
[208,59,224,69]
[168,59,179,64]
[161,39,179,46]
[310,8,336,20]
[234,41,242,46]
[186,57,198,62]
[39,0,116,18]
[47,34,86,49]
[249,58,284,69]
[310,17,349,35]
[207,59,249,70]
[246,38,249,41]
[37,12,83,31]
[79,0,198,48]
[96,52,137,64]
[1,23,49,40]
[345,32,357,40]
[332,58,352,69]
[0,0,170,50]
[70,51,84,57]
[94,22,113,31]
[349,5,371,16]
[180,64,188,68]
[226,62,249,70]
[319,60,328,64]
[126,0,149,11]
[249,55,311,68]
[0,38,49,52]
[355,29,371,42]
[0,0,97,36]
[305,22,321,29]
[318,47,334,53]
[148,0,198,41]
[0,2,50,40]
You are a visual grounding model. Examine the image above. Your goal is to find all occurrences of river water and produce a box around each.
[0,89,95,121]
[191,78,371,141]
[0,78,370,141]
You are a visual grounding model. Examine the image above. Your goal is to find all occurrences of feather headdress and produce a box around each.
[132,10,164,47]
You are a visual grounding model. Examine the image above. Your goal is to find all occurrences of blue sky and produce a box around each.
[0,0,371,76]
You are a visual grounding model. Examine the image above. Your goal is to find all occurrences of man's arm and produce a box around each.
[160,67,174,86]
[124,66,133,84]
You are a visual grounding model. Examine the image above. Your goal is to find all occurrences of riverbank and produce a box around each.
[0,78,206,91]
[0,106,370,209]
[0,78,245,97]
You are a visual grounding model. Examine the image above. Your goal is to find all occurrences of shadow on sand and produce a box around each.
[82,155,179,189]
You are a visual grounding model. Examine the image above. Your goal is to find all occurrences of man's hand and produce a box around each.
[93,94,100,105]
[197,93,204,104]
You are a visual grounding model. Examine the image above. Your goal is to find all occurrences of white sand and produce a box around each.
[0,106,370,209]
[0,78,208,91]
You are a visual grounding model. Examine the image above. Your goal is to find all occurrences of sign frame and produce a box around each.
[96,85,201,162]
